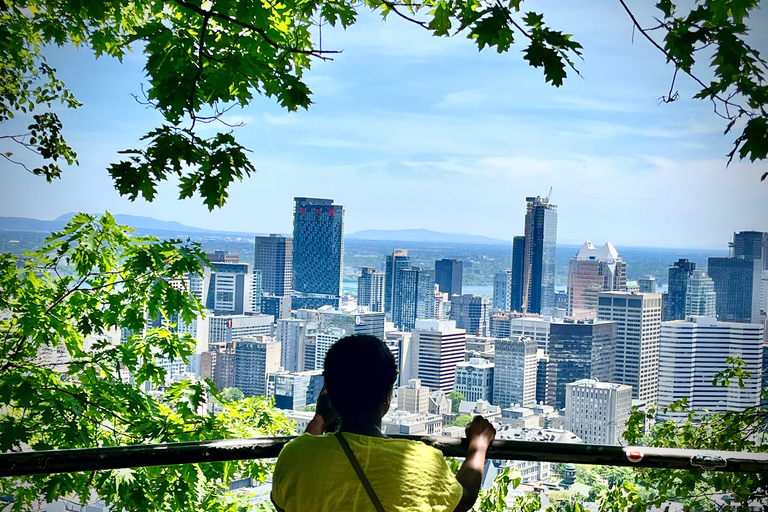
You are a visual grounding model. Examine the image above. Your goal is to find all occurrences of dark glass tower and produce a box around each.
[435,258,463,298]
[522,196,557,315]
[732,231,768,269]
[291,197,344,310]
[510,236,525,312]
[384,249,410,318]
[663,259,696,321]
[708,256,761,323]
[393,267,435,332]
[254,234,293,296]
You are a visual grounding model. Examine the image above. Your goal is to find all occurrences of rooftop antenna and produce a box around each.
[545,187,552,204]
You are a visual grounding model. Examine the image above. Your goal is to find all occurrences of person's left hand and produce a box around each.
[316,387,338,430]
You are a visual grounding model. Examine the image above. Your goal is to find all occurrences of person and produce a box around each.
[271,334,496,512]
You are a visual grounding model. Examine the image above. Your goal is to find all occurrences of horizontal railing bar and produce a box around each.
[2,436,767,477]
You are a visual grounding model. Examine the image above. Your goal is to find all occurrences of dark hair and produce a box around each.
[323,335,398,418]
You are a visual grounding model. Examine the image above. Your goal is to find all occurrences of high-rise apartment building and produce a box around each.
[493,270,512,311]
[567,241,626,319]
[449,294,490,337]
[291,197,344,309]
[384,249,410,318]
[357,267,385,313]
[663,259,696,321]
[521,195,558,316]
[492,335,537,407]
[685,270,717,318]
[254,234,293,296]
[276,318,307,373]
[274,370,324,410]
[198,261,255,315]
[207,313,274,344]
[708,256,762,324]
[564,379,632,445]
[546,319,617,409]
[511,236,526,312]
[638,276,657,293]
[409,319,466,391]
[397,378,430,413]
[597,292,662,405]
[658,317,763,421]
[394,267,435,332]
[435,259,463,298]
[234,336,281,397]
[454,358,494,402]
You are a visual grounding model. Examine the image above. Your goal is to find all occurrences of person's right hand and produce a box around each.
[464,415,496,450]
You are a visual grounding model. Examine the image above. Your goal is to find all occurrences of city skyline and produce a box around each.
[0,1,766,249]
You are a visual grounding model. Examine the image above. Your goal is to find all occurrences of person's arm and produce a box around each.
[452,415,496,512]
[305,386,338,435]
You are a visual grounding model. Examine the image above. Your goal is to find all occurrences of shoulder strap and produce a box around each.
[334,431,386,512]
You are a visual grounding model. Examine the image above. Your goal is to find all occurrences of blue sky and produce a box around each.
[1,0,766,248]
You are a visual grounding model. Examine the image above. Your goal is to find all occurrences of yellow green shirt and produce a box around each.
[272,432,463,512]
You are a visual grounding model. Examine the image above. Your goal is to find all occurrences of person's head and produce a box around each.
[323,335,398,422]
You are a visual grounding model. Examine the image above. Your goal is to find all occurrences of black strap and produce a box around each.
[334,432,386,512]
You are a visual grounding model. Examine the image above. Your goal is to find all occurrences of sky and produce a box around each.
[1,0,767,248]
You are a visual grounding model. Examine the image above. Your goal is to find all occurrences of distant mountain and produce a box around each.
[55,213,209,233]
[346,229,509,245]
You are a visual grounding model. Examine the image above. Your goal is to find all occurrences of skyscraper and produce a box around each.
[565,380,632,445]
[492,335,537,407]
[708,257,762,323]
[291,197,344,310]
[394,267,435,332]
[566,241,626,319]
[522,195,558,316]
[234,336,281,397]
[658,317,763,421]
[254,234,293,296]
[663,259,696,321]
[685,270,716,318]
[435,259,463,298]
[384,249,410,318]
[276,318,307,373]
[638,276,657,293]
[409,319,466,391]
[199,261,255,315]
[493,270,512,310]
[546,319,617,409]
[510,236,526,312]
[449,294,490,337]
[732,230,768,268]
[357,267,385,313]
[597,292,662,405]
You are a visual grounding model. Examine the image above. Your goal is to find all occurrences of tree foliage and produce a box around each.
[0,213,294,511]
[448,390,467,413]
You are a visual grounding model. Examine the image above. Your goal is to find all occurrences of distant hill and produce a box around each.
[54,213,210,233]
[346,229,509,245]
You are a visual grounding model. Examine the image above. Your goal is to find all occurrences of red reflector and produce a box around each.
[315,208,321,214]
[299,207,305,214]
[627,450,643,462]
[329,208,335,216]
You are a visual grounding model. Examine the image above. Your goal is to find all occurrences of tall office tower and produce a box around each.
[638,276,657,293]
[409,319,466,391]
[536,350,549,405]
[397,378,430,413]
[274,370,325,410]
[276,318,307,373]
[207,313,274,344]
[254,234,293,295]
[511,236,526,312]
[732,231,768,268]
[291,197,344,310]
[394,267,435,332]
[261,295,291,320]
[708,257,762,323]
[546,319,617,409]
[449,294,490,337]
[435,259,463,298]
[565,379,632,445]
[510,315,552,352]
[203,261,255,315]
[597,292,662,404]
[357,267,385,313]
[567,242,627,319]
[685,270,717,317]
[384,249,410,318]
[492,335,537,407]
[234,336,281,397]
[493,270,512,311]
[663,259,697,321]
[658,317,763,421]
[454,358,494,402]
[317,306,386,340]
[521,195,558,316]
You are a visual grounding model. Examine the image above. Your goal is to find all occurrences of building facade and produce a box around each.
[454,357,494,402]
[207,314,274,344]
[409,319,466,391]
[397,378,430,413]
[234,336,281,397]
[253,234,293,296]
[291,197,344,309]
[435,259,463,298]
[511,236,526,312]
[357,267,385,313]
[276,318,307,373]
[522,195,558,316]
[685,269,717,318]
[492,335,537,408]
[449,294,490,337]
[708,257,762,324]
[394,267,435,332]
[597,292,662,405]
[663,259,697,321]
[384,249,410,318]
[564,379,632,445]
[566,241,626,319]
[638,276,657,293]
[493,270,512,311]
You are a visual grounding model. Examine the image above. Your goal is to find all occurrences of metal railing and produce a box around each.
[3,436,767,477]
